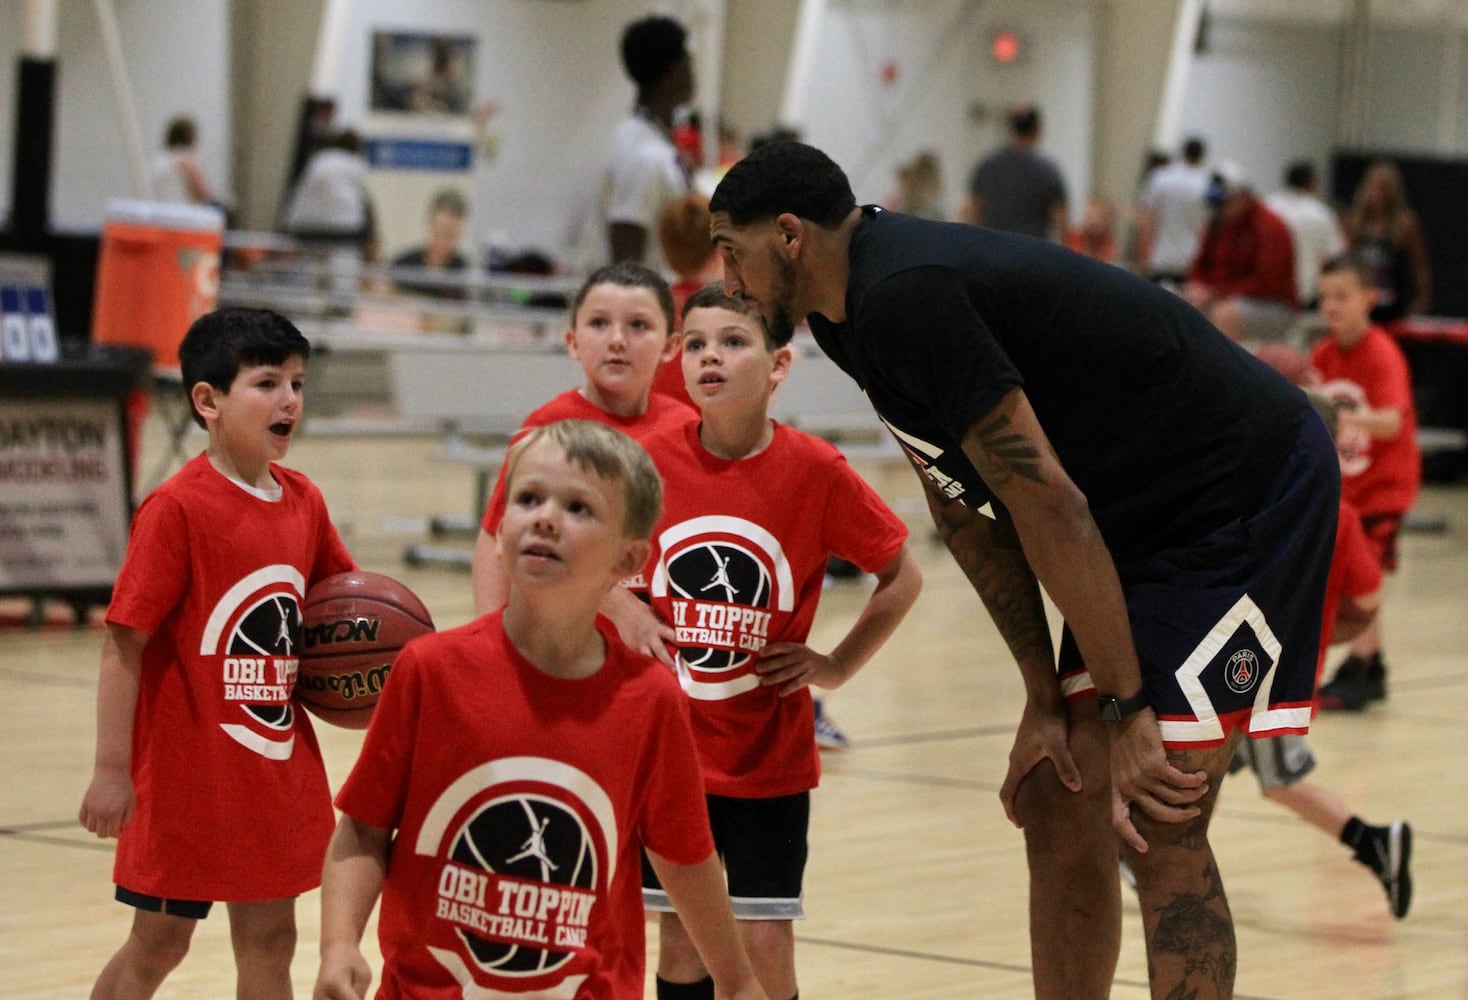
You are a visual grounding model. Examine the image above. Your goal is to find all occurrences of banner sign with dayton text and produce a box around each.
[0,398,132,591]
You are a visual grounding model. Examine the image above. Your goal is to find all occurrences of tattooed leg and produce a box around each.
[1124,736,1242,1000]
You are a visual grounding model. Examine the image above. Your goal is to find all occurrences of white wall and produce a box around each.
[1174,16,1343,199]
[786,0,1099,220]
[0,0,231,231]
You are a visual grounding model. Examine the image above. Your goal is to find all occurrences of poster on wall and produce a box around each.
[370,31,476,117]
[364,31,484,272]
[0,397,132,592]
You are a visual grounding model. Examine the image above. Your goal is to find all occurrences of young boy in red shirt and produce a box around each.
[637,285,923,1000]
[1311,253,1421,710]
[469,262,691,662]
[315,420,767,1000]
[79,307,356,998]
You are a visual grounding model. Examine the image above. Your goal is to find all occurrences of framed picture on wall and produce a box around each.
[370,31,476,116]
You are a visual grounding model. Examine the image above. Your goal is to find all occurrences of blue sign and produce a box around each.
[365,137,474,172]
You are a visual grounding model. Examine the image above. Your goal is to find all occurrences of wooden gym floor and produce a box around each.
[3,403,1465,999]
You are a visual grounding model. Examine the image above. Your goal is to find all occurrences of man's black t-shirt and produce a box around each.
[806,207,1307,559]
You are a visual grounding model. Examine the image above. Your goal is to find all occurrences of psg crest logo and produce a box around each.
[1224,648,1262,695]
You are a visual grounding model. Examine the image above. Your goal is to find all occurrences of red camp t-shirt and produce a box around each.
[105,454,354,901]
[640,420,909,798]
[479,389,693,536]
[336,613,711,999]
[1311,326,1421,516]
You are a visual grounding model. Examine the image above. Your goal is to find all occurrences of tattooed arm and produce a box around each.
[957,386,1206,833]
[922,477,1084,823]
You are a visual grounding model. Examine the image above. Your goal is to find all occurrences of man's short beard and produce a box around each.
[766,251,799,346]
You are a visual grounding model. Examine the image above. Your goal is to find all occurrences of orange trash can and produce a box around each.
[91,199,224,372]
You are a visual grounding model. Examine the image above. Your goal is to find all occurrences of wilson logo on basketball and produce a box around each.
[294,659,390,703]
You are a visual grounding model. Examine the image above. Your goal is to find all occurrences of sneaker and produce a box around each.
[1365,820,1413,919]
[812,699,850,751]
[1317,655,1384,711]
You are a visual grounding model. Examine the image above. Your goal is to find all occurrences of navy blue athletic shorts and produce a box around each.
[643,791,809,920]
[1059,413,1340,748]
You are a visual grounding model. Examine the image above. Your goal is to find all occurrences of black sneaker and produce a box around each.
[1318,655,1374,711]
[1360,657,1388,704]
[1364,821,1413,919]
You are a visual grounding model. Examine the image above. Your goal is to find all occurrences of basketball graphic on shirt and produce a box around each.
[446,794,596,975]
[198,565,307,760]
[667,540,771,672]
[415,757,617,994]
[651,515,795,701]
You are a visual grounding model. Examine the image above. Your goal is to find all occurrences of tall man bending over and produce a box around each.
[709,141,1339,1000]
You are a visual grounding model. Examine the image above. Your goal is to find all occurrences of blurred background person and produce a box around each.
[1134,136,1209,286]
[1266,160,1346,309]
[1067,194,1120,265]
[884,150,947,221]
[1344,160,1433,324]
[604,14,695,269]
[960,105,1068,242]
[1182,161,1297,344]
[150,114,232,219]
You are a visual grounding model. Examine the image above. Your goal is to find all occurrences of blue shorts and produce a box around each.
[1060,413,1339,748]
[116,885,213,919]
[643,791,809,920]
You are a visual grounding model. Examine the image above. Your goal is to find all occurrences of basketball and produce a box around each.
[297,571,435,729]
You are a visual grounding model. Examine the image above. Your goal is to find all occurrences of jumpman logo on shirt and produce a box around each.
[273,596,294,654]
[701,552,737,603]
[506,809,559,875]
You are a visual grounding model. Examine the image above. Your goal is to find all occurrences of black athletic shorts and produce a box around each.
[116,885,213,919]
[1059,414,1340,748]
[643,791,809,920]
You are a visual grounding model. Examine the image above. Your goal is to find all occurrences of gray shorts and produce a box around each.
[1229,733,1317,792]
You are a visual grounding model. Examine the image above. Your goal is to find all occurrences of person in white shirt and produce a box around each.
[603,15,694,270]
[1266,161,1346,308]
[150,115,230,215]
[1134,136,1211,286]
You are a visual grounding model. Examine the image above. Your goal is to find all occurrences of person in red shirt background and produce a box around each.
[1311,253,1421,710]
[1182,160,1298,344]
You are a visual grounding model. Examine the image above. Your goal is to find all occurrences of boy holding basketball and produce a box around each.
[636,285,923,1000]
[314,420,767,1000]
[469,261,692,660]
[78,307,355,998]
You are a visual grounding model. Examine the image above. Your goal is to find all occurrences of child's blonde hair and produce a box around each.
[503,420,663,538]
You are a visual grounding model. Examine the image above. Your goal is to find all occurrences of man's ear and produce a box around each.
[661,330,683,363]
[564,326,580,359]
[774,213,804,254]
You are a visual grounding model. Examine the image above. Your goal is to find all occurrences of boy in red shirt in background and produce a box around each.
[1311,253,1421,710]
[637,285,923,1000]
